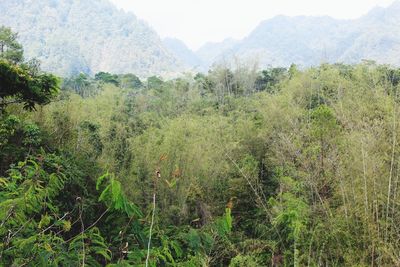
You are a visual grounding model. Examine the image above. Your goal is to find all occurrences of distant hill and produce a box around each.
[162,37,203,71]
[2,0,400,76]
[0,0,183,77]
[196,0,400,68]
[196,38,239,68]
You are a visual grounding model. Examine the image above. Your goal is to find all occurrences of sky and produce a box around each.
[110,0,395,50]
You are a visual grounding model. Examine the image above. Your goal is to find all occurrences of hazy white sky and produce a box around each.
[110,0,394,50]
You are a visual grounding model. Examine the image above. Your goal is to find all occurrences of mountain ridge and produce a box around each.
[162,37,203,71]
[195,1,400,68]
[0,0,183,77]
[1,0,400,75]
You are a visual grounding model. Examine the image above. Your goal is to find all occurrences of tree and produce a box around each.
[255,67,287,92]
[0,26,23,64]
[118,73,143,89]
[95,71,119,86]
[0,60,59,110]
[63,73,99,97]
[0,28,59,110]
[147,76,163,90]
[288,63,299,79]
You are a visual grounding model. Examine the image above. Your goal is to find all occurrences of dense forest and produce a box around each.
[2,26,400,266]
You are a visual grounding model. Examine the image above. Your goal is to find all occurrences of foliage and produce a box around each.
[62,73,101,98]
[0,26,23,64]
[0,27,59,111]
[0,153,100,265]
[2,57,400,266]
[118,73,143,89]
[255,67,288,92]
[0,60,59,110]
[95,72,119,86]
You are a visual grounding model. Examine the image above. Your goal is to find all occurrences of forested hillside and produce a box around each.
[1,26,400,266]
[163,38,203,71]
[0,0,182,76]
[197,0,400,68]
[2,0,400,76]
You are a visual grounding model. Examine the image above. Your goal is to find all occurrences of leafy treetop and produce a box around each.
[0,26,59,110]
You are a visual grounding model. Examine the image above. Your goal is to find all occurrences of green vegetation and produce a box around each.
[2,30,400,266]
[0,26,23,64]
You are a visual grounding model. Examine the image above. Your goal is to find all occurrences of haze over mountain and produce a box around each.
[197,0,400,68]
[0,0,400,76]
[195,38,239,68]
[162,38,203,70]
[0,0,183,77]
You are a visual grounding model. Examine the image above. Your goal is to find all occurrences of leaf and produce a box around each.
[38,214,51,229]
[62,220,72,232]
[96,172,109,190]
[96,250,112,261]
[44,243,53,253]
[170,240,183,258]
[165,178,177,188]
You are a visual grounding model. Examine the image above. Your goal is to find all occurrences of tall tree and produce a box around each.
[0,27,58,110]
[0,26,23,64]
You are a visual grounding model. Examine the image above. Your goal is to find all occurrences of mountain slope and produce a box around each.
[198,1,400,68]
[196,38,239,67]
[0,0,183,76]
[338,1,400,65]
[163,37,203,70]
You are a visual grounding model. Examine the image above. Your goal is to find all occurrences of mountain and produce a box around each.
[196,38,239,67]
[2,0,400,76]
[338,1,400,65]
[162,37,203,70]
[0,0,183,77]
[232,15,350,67]
[197,1,400,68]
